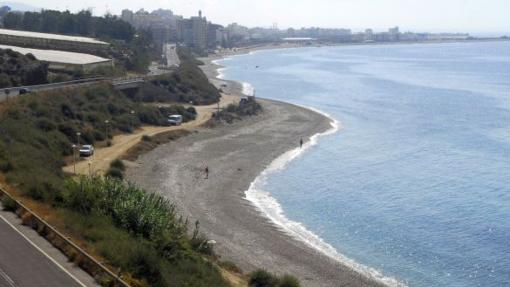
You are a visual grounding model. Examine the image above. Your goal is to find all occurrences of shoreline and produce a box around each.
[202,53,401,286]
[126,54,388,286]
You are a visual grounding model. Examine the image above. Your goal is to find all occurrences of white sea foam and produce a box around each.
[242,82,255,96]
[212,57,233,80]
[245,106,406,287]
[216,67,226,80]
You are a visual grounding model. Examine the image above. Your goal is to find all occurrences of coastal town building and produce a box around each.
[189,11,208,49]
[122,9,220,51]
[121,8,184,51]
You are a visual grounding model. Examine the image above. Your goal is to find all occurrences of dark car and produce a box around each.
[18,88,31,95]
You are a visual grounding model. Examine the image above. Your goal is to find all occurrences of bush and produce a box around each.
[106,168,123,180]
[249,269,279,287]
[141,135,152,142]
[0,160,12,172]
[278,275,300,287]
[1,196,18,212]
[110,159,125,171]
[249,270,301,287]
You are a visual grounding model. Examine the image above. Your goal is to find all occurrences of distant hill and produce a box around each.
[0,1,40,12]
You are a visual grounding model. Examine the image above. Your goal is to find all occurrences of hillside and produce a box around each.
[0,48,48,88]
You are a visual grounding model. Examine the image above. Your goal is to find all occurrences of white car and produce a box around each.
[167,115,183,126]
[79,145,95,157]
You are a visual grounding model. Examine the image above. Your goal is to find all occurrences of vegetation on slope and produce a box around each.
[61,176,227,287]
[0,83,194,200]
[145,48,221,105]
[0,82,226,286]
[0,48,48,88]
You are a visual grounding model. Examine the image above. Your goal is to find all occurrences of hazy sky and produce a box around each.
[7,0,510,34]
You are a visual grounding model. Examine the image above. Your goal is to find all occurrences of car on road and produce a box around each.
[79,145,95,157]
[18,88,31,94]
[167,115,183,126]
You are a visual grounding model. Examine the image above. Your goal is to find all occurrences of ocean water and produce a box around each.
[216,41,510,287]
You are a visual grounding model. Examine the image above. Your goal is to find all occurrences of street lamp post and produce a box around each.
[75,132,81,175]
[104,120,110,143]
[72,144,77,175]
[76,132,81,148]
[130,110,135,131]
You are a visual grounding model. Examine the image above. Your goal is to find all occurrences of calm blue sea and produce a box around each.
[217,41,510,287]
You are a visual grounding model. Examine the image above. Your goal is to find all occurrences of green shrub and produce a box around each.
[106,168,123,180]
[278,275,300,287]
[141,135,152,142]
[64,177,186,239]
[1,196,18,212]
[249,269,279,287]
[110,159,125,171]
[248,270,301,287]
[0,160,12,172]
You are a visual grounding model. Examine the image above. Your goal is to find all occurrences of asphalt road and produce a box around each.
[0,216,84,287]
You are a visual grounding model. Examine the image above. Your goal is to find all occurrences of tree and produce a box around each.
[2,12,23,28]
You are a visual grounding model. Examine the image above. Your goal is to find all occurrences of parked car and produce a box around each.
[79,145,95,157]
[18,88,31,95]
[167,115,183,126]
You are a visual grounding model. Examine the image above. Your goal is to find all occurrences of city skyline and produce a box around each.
[2,0,509,35]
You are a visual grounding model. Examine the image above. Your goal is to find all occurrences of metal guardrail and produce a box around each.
[0,187,131,287]
[0,76,147,102]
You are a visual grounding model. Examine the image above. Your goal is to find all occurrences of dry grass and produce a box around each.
[122,129,191,161]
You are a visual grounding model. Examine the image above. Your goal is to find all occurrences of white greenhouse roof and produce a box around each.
[0,45,111,65]
[0,28,109,45]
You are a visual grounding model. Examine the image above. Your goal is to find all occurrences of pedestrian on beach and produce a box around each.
[205,166,209,179]
[300,138,303,148]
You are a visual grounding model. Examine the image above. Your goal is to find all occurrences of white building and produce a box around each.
[0,44,113,72]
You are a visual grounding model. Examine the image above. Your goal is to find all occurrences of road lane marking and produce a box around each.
[0,266,16,287]
[0,215,87,287]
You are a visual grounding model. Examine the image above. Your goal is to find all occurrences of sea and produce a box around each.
[215,41,510,287]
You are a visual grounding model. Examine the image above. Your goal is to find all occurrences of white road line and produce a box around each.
[0,266,16,287]
[0,215,87,287]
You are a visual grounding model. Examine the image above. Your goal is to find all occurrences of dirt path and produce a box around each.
[63,95,238,175]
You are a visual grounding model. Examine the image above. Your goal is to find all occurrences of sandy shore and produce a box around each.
[126,56,386,287]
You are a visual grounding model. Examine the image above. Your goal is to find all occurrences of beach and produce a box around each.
[126,55,386,287]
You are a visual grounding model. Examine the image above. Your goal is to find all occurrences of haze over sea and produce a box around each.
[217,41,510,287]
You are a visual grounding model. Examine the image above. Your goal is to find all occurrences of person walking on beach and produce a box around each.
[300,138,304,149]
[205,166,209,179]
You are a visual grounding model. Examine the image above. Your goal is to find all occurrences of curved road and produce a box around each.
[0,216,84,287]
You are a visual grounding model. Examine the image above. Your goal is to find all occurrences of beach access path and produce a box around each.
[63,94,238,176]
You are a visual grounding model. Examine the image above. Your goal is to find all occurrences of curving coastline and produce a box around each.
[126,54,389,287]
